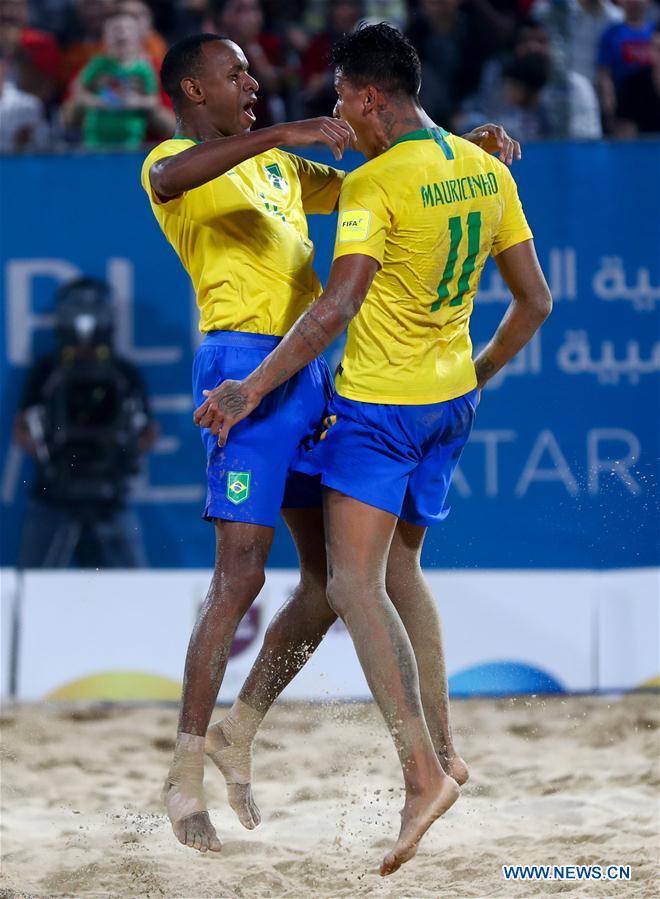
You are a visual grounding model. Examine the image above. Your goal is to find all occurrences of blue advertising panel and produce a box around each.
[0,141,658,568]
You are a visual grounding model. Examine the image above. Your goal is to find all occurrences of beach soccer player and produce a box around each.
[142,30,522,854]
[141,33,352,853]
[195,23,552,875]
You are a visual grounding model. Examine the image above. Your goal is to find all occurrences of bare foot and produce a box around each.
[206,721,261,830]
[162,782,222,853]
[380,775,460,877]
[443,753,469,786]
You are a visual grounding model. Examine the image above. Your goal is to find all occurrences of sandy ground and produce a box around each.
[1,694,658,899]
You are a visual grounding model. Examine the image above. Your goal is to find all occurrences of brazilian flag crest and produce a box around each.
[227,471,251,505]
[264,162,289,193]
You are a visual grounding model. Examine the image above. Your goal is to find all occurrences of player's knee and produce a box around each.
[210,557,266,612]
[325,575,351,620]
[232,564,265,606]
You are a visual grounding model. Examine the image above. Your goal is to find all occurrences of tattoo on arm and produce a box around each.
[294,310,332,355]
[307,310,332,334]
[475,355,496,384]
[269,368,291,390]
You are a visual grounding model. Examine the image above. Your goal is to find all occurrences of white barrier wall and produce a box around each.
[2,568,658,701]
[15,571,208,701]
[598,570,660,691]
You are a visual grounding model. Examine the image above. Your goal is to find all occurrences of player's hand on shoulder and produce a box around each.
[462,124,521,166]
[193,379,259,447]
[281,117,356,160]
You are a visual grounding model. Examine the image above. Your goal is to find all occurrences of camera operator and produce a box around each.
[14,276,159,568]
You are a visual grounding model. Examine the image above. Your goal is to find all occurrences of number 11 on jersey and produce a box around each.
[432,211,482,311]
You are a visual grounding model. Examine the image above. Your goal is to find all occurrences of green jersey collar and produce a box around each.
[172,133,201,144]
[389,126,454,160]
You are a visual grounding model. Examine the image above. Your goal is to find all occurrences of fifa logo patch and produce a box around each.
[338,209,371,242]
[227,471,251,505]
[264,163,289,193]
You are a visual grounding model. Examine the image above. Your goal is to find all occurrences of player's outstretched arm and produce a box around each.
[462,124,521,166]
[473,239,552,388]
[194,254,379,445]
[150,118,355,199]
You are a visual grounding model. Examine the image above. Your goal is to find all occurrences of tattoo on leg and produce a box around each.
[386,613,422,719]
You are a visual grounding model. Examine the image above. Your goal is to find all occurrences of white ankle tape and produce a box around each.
[166,733,207,823]
[223,700,264,743]
[206,702,263,785]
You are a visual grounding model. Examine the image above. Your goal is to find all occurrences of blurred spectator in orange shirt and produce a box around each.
[60,0,168,92]
[115,0,174,133]
[0,0,61,103]
[116,0,168,65]
[59,0,118,89]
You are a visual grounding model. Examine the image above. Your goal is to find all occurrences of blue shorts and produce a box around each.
[193,331,334,527]
[294,390,477,527]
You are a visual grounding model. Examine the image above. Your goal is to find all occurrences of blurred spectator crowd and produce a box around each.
[1,0,659,152]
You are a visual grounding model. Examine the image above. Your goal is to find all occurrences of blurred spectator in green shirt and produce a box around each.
[63,12,159,148]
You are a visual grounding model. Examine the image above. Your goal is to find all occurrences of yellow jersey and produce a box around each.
[141,137,344,335]
[333,127,533,404]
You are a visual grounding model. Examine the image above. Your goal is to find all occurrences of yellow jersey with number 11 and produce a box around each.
[333,127,533,404]
[141,137,344,336]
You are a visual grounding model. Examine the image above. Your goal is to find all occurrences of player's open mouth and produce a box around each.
[243,97,257,122]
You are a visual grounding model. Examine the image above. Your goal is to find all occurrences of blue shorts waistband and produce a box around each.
[201,330,283,350]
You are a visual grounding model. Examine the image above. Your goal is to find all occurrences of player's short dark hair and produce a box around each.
[330,22,421,98]
[160,33,228,106]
